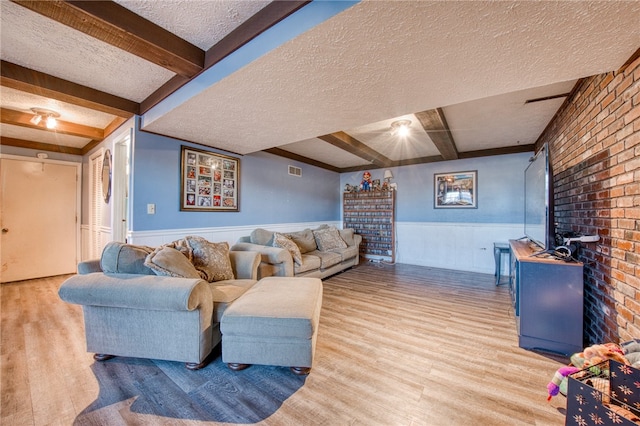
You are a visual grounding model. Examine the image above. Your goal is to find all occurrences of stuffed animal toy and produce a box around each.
[581,343,628,368]
[546,365,580,400]
[547,342,631,401]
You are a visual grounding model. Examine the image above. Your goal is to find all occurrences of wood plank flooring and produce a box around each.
[1,263,569,425]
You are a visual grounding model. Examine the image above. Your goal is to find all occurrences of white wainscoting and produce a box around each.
[127,221,341,248]
[82,221,520,276]
[396,222,523,275]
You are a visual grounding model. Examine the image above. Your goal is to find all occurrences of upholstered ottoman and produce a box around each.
[220,276,323,375]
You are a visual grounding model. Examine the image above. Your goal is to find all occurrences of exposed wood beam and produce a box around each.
[12,0,204,77]
[0,136,83,155]
[414,108,458,160]
[1,61,138,118]
[524,93,570,104]
[263,147,341,173]
[103,116,129,138]
[204,1,311,68]
[457,144,535,159]
[336,145,535,173]
[141,1,311,114]
[1,107,104,140]
[318,132,393,168]
[81,140,102,155]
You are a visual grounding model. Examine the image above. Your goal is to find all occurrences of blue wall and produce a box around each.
[340,152,531,224]
[131,129,340,231]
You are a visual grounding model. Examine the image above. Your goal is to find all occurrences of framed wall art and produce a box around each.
[180,145,239,211]
[434,170,477,208]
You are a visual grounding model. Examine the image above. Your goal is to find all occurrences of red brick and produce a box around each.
[546,60,640,344]
[626,208,640,219]
[625,102,640,125]
[619,305,634,322]
[627,296,640,316]
[617,240,634,251]
[610,186,625,197]
[616,72,634,97]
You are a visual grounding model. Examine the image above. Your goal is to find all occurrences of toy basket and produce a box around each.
[566,359,640,425]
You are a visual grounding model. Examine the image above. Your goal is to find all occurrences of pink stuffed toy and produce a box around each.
[547,365,580,401]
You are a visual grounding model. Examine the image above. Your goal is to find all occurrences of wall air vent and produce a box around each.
[288,165,302,177]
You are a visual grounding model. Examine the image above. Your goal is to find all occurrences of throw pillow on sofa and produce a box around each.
[339,228,356,246]
[313,226,348,251]
[100,242,155,275]
[286,228,317,253]
[144,246,201,279]
[184,236,234,282]
[273,232,303,265]
[250,228,274,246]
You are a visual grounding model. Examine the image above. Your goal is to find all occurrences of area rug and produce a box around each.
[75,355,306,424]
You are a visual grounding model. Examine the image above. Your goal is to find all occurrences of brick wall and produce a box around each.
[537,54,640,344]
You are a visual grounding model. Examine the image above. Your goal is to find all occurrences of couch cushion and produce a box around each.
[209,279,257,322]
[100,242,155,275]
[313,226,347,251]
[272,232,302,265]
[307,250,342,270]
[286,229,317,253]
[184,236,234,282]
[250,228,274,246]
[339,228,356,246]
[330,245,359,262]
[294,254,321,274]
[144,246,201,279]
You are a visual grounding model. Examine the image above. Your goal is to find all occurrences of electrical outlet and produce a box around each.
[147,204,155,214]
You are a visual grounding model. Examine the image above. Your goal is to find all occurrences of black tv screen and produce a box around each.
[524,144,554,250]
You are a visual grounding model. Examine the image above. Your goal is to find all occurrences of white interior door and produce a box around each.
[113,135,130,243]
[0,156,80,283]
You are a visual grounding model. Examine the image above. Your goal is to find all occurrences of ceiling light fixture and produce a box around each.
[30,108,60,129]
[390,119,411,137]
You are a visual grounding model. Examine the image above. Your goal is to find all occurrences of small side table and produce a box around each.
[494,242,510,286]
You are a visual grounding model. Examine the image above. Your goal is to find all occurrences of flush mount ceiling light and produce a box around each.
[30,108,60,129]
[390,119,411,137]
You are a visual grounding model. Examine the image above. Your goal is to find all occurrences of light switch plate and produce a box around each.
[147,204,155,214]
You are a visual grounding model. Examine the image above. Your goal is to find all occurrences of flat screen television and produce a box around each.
[524,143,554,251]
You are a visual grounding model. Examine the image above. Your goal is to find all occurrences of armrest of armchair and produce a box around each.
[231,242,292,265]
[352,233,362,247]
[231,241,294,277]
[229,250,260,280]
[58,273,211,312]
[78,259,102,274]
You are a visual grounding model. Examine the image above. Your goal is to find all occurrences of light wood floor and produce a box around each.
[1,263,569,425]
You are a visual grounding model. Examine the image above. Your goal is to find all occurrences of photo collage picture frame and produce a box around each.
[180,146,239,211]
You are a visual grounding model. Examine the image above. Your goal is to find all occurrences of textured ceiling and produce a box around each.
[1,1,639,171]
[0,1,173,101]
[113,0,270,50]
[140,0,640,159]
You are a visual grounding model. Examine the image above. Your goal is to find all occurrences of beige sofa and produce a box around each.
[231,225,361,279]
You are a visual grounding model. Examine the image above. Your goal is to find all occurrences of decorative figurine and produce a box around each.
[361,171,372,191]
